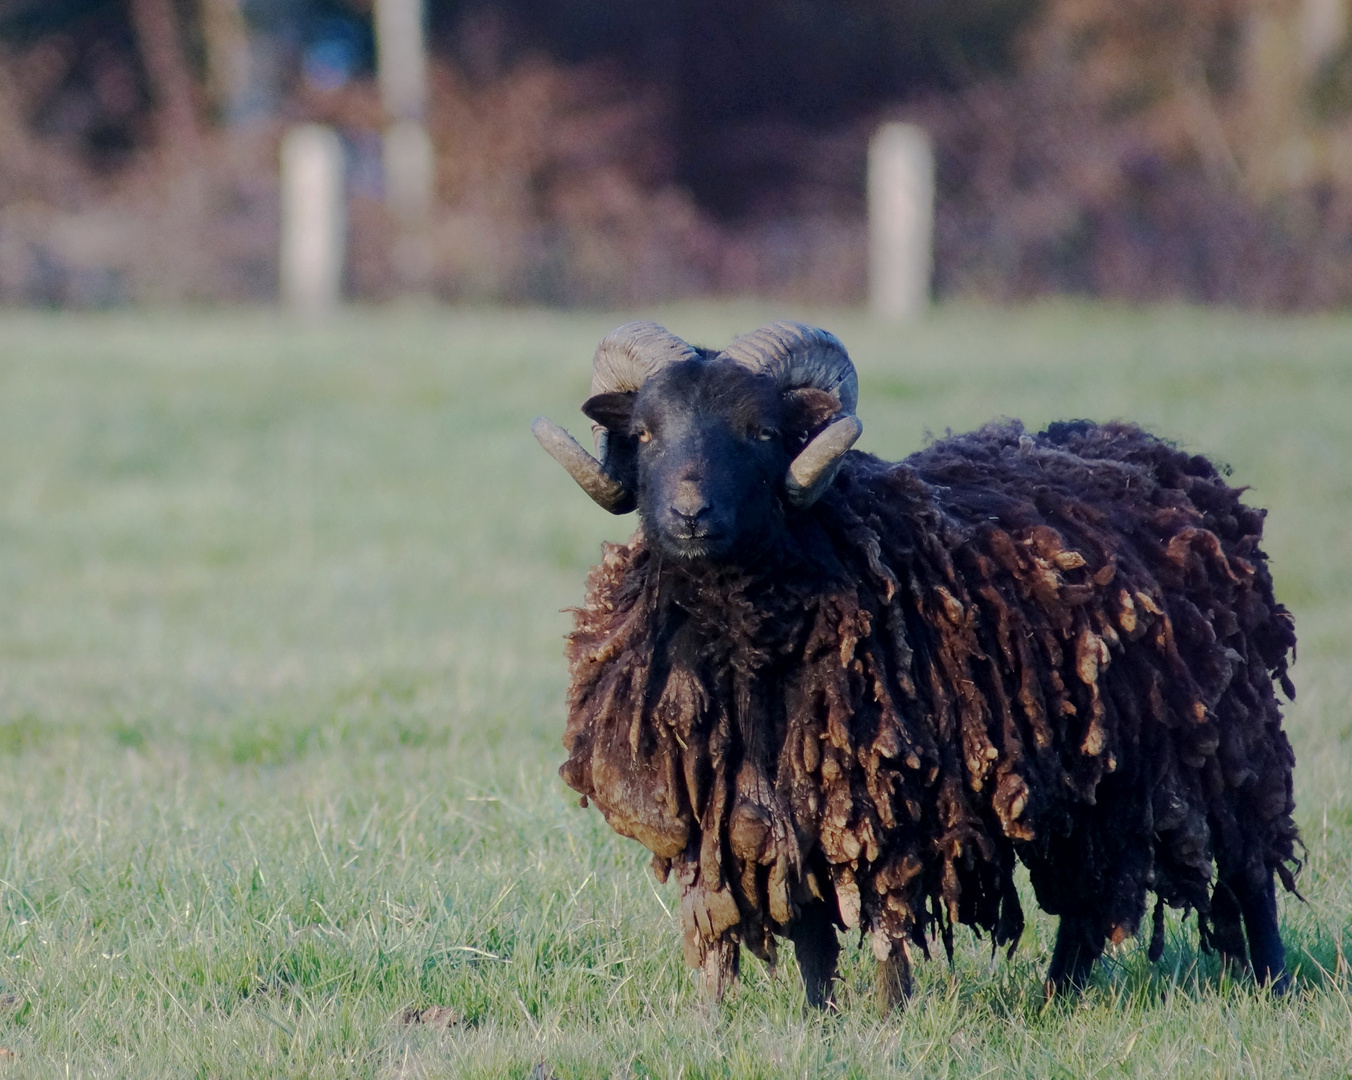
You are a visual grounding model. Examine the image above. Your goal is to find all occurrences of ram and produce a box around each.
[533,321,1299,1008]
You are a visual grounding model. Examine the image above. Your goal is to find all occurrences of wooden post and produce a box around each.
[375,0,434,290]
[869,123,934,320]
[383,118,435,223]
[280,125,346,313]
[376,0,428,121]
[375,0,433,216]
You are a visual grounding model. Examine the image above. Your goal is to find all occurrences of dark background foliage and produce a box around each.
[1,0,1349,306]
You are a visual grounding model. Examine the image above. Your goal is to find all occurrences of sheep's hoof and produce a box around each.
[786,898,841,1010]
[1042,976,1072,1004]
[875,953,913,1012]
[1046,915,1102,996]
[1043,969,1092,1001]
[700,939,740,1002]
[1043,965,1094,1001]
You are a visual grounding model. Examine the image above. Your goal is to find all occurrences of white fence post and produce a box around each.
[280,124,345,313]
[383,118,435,223]
[376,0,427,122]
[869,123,934,319]
[375,0,433,222]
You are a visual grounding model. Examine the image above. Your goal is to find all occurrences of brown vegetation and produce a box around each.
[922,0,1352,305]
[1,0,1350,305]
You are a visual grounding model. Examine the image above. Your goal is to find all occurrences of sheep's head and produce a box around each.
[533,321,862,563]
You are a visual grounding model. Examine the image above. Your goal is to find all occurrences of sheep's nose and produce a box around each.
[671,480,710,524]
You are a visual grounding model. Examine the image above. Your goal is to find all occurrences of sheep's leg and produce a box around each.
[1235,873,1288,993]
[785,899,840,1009]
[1209,880,1251,977]
[700,937,740,1001]
[875,942,914,1011]
[1045,914,1104,994]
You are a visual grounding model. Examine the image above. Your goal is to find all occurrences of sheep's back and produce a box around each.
[854,418,1300,938]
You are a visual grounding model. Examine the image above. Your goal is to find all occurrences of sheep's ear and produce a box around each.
[582,391,636,432]
[783,387,842,435]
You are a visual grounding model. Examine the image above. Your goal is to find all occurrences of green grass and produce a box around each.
[0,302,1349,1077]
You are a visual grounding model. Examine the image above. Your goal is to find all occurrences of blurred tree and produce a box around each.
[200,0,251,118]
[2,0,1350,306]
[921,0,1352,305]
[428,0,1038,218]
[127,0,200,150]
[0,0,1035,210]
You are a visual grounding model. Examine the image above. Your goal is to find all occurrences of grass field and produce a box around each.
[0,303,1349,1077]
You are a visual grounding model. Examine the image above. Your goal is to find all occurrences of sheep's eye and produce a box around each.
[755,427,777,442]
[636,426,652,444]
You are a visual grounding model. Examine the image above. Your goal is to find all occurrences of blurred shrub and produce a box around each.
[0,43,871,306]
[0,63,280,306]
[919,0,1352,306]
[2,0,1351,307]
[405,57,867,304]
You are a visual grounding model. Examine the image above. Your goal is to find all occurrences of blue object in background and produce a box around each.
[304,16,369,92]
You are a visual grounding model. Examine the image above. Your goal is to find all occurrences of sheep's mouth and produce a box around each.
[659,526,731,562]
[664,534,717,560]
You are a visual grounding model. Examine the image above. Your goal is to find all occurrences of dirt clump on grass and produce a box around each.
[400,1005,462,1029]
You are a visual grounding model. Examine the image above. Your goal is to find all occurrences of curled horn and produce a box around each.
[533,321,698,513]
[588,320,700,397]
[720,321,862,508]
[531,417,632,512]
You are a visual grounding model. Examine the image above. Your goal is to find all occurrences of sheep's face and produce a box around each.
[583,359,842,564]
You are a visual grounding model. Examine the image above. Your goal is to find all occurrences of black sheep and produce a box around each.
[533,321,1300,1007]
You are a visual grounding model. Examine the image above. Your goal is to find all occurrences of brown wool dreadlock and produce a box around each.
[536,323,1299,1007]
